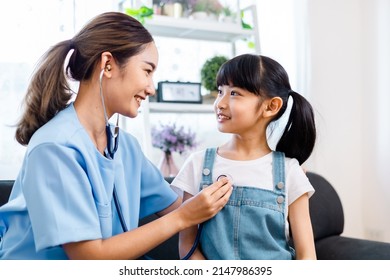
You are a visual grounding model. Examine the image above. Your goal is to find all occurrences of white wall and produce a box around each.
[360,0,390,242]
[307,0,390,242]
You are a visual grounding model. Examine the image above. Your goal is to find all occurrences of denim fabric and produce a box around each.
[199,148,295,260]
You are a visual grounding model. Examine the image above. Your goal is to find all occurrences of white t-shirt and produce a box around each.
[172,149,315,235]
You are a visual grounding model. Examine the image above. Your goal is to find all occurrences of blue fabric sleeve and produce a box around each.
[22,143,102,251]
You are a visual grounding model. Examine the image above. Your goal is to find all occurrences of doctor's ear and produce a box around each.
[100,52,114,76]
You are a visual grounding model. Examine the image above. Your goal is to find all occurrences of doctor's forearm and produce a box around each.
[62,201,187,259]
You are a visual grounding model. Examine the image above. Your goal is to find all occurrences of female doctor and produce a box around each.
[0,12,232,259]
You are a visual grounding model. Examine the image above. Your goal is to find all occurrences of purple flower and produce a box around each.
[152,122,198,154]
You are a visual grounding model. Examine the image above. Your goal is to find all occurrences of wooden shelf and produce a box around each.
[148,102,214,113]
[144,15,255,42]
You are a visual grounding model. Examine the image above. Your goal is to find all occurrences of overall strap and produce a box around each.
[200,148,217,189]
[189,148,217,260]
[272,151,286,193]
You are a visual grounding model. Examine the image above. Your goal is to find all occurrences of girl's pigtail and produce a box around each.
[275,91,316,164]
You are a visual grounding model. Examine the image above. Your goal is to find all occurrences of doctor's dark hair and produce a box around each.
[15,12,153,146]
[216,54,316,164]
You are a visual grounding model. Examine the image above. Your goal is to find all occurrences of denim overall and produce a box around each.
[199,148,295,260]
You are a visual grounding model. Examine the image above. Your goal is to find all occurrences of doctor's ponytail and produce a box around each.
[15,40,73,146]
[15,12,153,145]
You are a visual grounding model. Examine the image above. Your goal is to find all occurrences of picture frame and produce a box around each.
[157,81,202,104]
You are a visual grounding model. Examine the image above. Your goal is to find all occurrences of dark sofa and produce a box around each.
[305,172,390,259]
[1,172,390,259]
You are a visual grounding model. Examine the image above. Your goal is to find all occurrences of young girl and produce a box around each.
[172,54,317,260]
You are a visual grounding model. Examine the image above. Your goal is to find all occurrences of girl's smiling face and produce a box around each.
[214,85,266,136]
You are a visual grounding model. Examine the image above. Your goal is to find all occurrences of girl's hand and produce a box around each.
[176,178,232,229]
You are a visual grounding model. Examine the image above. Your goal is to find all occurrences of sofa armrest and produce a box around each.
[0,180,14,207]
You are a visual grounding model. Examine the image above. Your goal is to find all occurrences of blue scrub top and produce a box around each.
[0,103,178,259]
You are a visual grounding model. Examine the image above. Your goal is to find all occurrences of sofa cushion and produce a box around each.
[315,235,390,260]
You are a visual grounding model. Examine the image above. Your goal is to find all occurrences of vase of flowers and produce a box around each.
[151,122,197,177]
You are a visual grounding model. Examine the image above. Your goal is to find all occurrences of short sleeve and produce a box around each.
[171,151,204,196]
[286,158,315,205]
[22,143,101,251]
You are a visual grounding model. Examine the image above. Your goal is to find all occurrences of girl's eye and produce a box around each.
[217,89,223,95]
[230,90,239,96]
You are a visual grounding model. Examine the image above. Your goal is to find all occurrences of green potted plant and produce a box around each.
[200,55,228,103]
[221,5,237,23]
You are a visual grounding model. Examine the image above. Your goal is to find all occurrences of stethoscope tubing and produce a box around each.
[113,186,202,260]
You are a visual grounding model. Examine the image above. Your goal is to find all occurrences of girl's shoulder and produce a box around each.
[180,148,220,171]
[284,156,300,167]
[184,149,208,164]
[284,156,305,175]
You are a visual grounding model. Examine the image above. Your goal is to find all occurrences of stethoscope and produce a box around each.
[99,68,119,160]
[100,68,202,259]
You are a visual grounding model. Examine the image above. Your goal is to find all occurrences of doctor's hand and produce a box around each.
[175,177,232,229]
